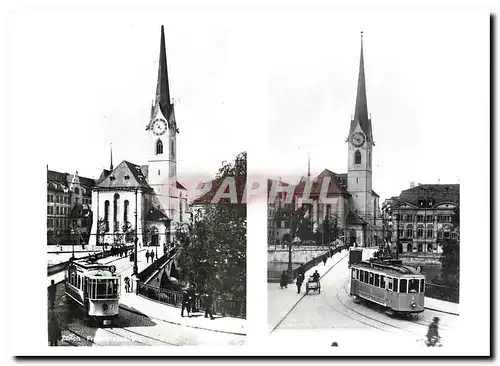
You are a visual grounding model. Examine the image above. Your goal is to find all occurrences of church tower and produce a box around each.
[147,26,178,218]
[347,32,374,221]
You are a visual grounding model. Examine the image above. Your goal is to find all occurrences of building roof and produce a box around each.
[397,184,460,208]
[346,211,367,225]
[176,181,187,190]
[191,176,246,205]
[145,206,170,221]
[295,169,350,198]
[96,161,151,190]
[348,33,373,143]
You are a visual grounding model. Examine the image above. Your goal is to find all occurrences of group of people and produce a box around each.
[145,250,156,263]
[181,286,215,320]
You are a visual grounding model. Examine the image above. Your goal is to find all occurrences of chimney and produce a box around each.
[410,182,415,188]
[417,183,422,186]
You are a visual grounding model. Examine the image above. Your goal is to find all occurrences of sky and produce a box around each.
[263,12,489,202]
[7,12,260,200]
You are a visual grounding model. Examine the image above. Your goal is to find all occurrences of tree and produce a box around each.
[439,238,460,288]
[176,152,246,306]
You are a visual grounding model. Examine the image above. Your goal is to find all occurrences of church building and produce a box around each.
[282,33,382,247]
[88,26,189,249]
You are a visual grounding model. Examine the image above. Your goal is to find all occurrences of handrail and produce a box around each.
[136,281,246,319]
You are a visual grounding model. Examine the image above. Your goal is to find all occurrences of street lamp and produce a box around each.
[133,188,138,275]
[70,228,75,260]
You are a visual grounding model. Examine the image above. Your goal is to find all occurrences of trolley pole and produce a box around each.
[133,188,138,275]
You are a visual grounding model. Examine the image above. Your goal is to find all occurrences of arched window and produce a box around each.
[171,140,174,157]
[368,151,371,168]
[104,200,110,232]
[123,200,129,224]
[156,139,163,155]
[113,193,120,232]
[427,244,433,252]
[407,243,413,253]
[354,150,361,165]
[417,244,423,252]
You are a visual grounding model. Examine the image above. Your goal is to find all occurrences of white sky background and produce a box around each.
[264,12,489,202]
[9,13,257,197]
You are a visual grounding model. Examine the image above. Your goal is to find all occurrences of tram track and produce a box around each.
[335,281,456,335]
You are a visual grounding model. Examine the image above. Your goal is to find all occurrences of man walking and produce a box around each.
[296,273,304,294]
[145,250,150,263]
[48,279,57,309]
[48,311,62,346]
[150,250,155,263]
[203,290,215,320]
[181,289,191,317]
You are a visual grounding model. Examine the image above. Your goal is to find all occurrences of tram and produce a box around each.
[349,253,426,316]
[65,256,121,324]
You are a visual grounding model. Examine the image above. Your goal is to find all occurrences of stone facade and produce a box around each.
[381,184,460,254]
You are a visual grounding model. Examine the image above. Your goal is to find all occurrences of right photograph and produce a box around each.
[266,17,470,352]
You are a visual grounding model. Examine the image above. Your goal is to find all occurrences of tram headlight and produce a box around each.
[103,303,109,311]
[411,302,416,308]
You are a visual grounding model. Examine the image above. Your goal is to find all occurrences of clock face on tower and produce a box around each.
[151,118,167,136]
[351,132,366,147]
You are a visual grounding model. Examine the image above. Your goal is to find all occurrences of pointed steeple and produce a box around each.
[307,152,311,178]
[154,25,173,120]
[349,32,373,142]
[110,143,113,171]
[354,32,369,123]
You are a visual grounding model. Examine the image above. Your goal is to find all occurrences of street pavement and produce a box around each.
[268,247,461,352]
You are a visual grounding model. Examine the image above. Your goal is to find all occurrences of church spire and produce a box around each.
[154,25,173,120]
[354,32,369,123]
[349,31,373,143]
[110,143,113,171]
[307,152,311,178]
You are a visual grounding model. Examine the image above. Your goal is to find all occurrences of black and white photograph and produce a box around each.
[7,14,250,353]
[4,2,492,359]
[265,12,489,355]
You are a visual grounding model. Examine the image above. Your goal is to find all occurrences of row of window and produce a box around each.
[47,218,70,229]
[47,194,92,205]
[48,194,68,204]
[48,206,69,215]
[352,268,425,293]
[67,271,119,299]
[396,229,456,239]
[395,214,453,223]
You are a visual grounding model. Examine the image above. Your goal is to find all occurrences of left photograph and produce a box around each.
[44,25,246,346]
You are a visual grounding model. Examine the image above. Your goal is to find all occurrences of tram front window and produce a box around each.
[97,279,108,299]
[408,279,420,293]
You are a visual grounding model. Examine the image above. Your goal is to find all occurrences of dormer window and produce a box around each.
[110,176,116,181]
[418,198,425,206]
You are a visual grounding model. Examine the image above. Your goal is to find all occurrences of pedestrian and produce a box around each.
[188,286,197,312]
[330,248,334,258]
[181,289,191,317]
[124,277,130,293]
[426,317,440,346]
[145,250,150,263]
[323,256,327,266]
[203,290,215,320]
[150,251,155,262]
[48,311,62,346]
[280,271,288,289]
[296,273,304,294]
[163,245,167,256]
[48,279,56,309]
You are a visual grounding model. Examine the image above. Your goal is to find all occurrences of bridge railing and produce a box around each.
[136,282,246,319]
[425,283,459,303]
